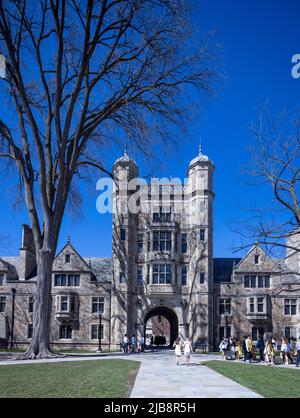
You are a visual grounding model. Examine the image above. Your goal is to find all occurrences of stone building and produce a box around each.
[0,149,300,351]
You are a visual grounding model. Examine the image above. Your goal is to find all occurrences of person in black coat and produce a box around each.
[256,336,265,362]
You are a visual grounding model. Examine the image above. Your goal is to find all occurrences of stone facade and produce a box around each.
[214,244,300,344]
[110,149,214,349]
[0,150,300,351]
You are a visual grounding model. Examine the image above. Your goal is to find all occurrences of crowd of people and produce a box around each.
[122,334,145,354]
[121,332,300,369]
[122,333,170,354]
[219,335,300,367]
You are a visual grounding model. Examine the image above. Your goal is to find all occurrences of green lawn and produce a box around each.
[205,360,300,398]
[0,359,140,398]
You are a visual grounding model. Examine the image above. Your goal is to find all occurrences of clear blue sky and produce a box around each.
[1,0,300,258]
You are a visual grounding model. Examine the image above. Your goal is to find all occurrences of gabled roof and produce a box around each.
[54,242,90,271]
[233,244,281,273]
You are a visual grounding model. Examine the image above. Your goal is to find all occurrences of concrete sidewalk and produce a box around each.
[129,351,261,398]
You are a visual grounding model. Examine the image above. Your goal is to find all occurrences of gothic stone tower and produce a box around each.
[111,148,215,349]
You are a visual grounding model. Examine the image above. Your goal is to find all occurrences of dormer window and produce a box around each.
[0,274,4,286]
[65,254,71,264]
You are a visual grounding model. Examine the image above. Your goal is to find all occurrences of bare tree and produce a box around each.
[0,0,216,358]
[234,107,300,261]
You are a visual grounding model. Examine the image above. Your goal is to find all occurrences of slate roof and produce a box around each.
[0,257,22,280]
[213,258,242,283]
[83,258,112,282]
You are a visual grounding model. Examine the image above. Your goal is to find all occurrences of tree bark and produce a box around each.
[21,249,58,359]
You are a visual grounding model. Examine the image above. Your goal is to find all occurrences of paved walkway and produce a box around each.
[129,351,261,398]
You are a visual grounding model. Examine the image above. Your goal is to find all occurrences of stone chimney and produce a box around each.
[19,225,36,280]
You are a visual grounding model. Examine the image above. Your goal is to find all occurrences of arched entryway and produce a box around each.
[144,306,179,348]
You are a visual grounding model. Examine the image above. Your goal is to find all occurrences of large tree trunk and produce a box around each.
[22,249,58,359]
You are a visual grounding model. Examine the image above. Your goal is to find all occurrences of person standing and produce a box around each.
[256,336,265,362]
[280,338,288,365]
[295,337,300,368]
[173,337,182,365]
[265,339,275,366]
[236,338,243,360]
[272,337,278,353]
[131,334,137,353]
[183,338,193,366]
[286,339,294,365]
[229,337,236,360]
[123,333,129,354]
[244,336,253,363]
[219,337,228,361]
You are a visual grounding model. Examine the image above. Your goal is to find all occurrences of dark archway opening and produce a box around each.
[144,306,178,348]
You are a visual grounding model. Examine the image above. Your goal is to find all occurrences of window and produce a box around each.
[252,327,264,341]
[152,264,172,284]
[265,276,270,288]
[181,265,187,286]
[0,296,6,313]
[146,265,150,285]
[92,297,105,314]
[119,272,126,284]
[181,233,187,254]
[244,275,250,288]
[219,298,231,315]
[27,324,33,339]
[284,299,297,316]
[136,266,143,285]
[121,229,126,241]
[137,233,143,254]
[200,229,205,241]
[91,324,104,340]
[152,207,171,223]
[254,254,260,265]
[0,274,4,286]
[257,297,264,313]
[54,274,80,287]
[248,297,266,314]
[153,231,172,251]
[249,297,255,313]
[56,294,76,313]
[65,254,71,263]
[59,325,72,339]
[67,274,80,287]
[55,274,66,287]
[61,296,68,312]
[245,275,270,288]
[28,296,34,313]
[199,272,205,284]
[258,275,270,288]
[250,276,256,288]
[219,326,231,340]
[284,326,296,339]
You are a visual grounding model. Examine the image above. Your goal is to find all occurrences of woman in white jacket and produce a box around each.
[173,337,182,365]
[183,338,193,366]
